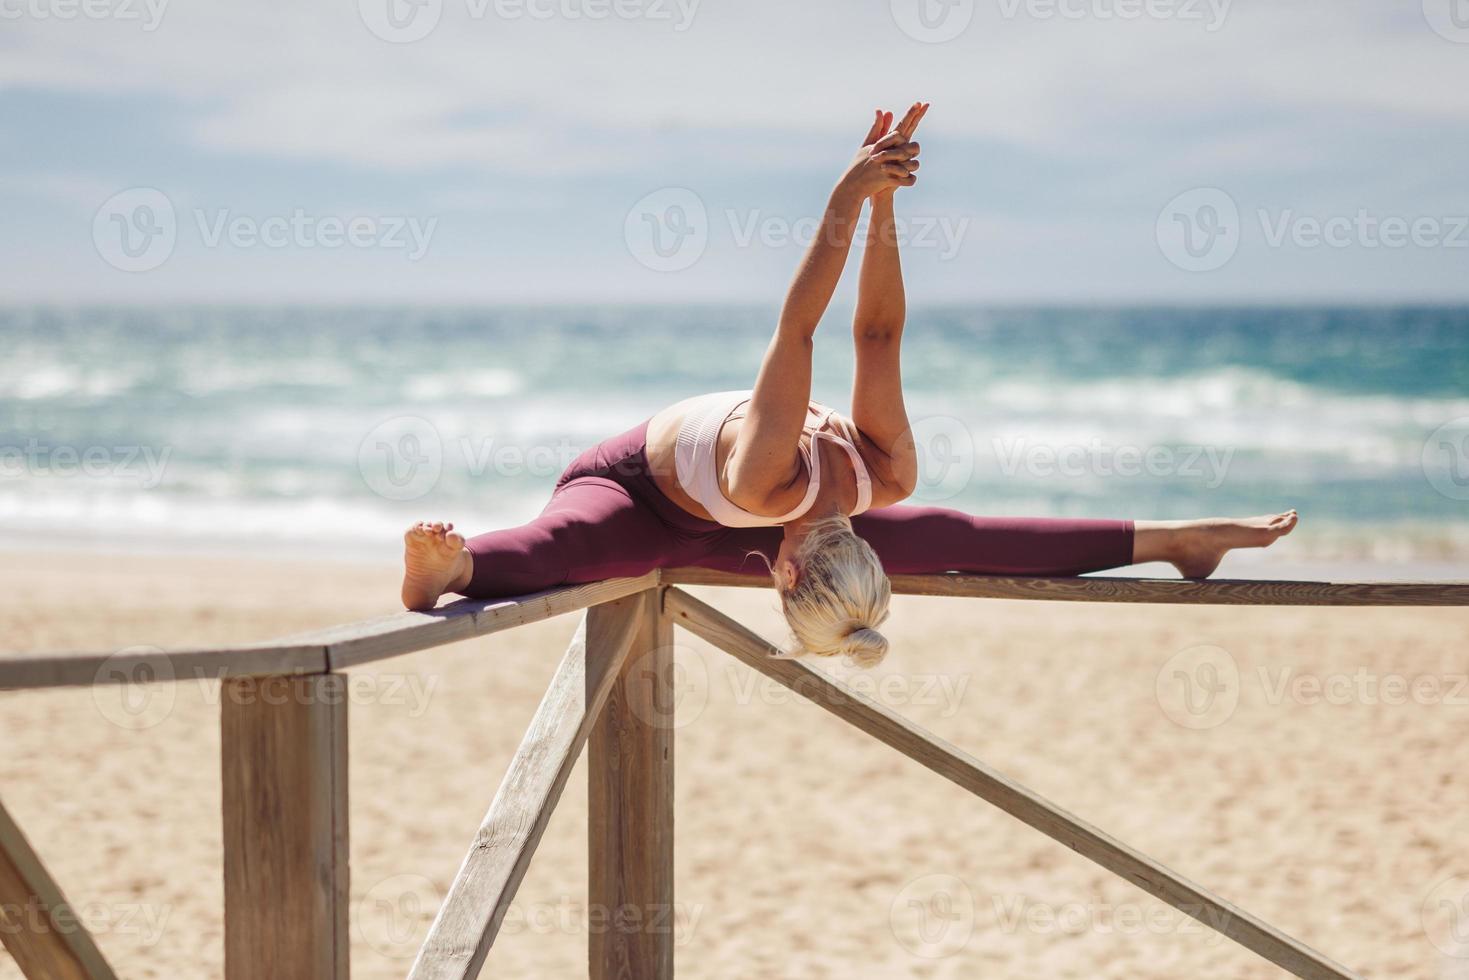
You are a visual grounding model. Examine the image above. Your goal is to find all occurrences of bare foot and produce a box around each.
[1164,511,1299,578]
[402,521,471,611]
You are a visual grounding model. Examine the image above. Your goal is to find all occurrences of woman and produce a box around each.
[400,103,1297,666]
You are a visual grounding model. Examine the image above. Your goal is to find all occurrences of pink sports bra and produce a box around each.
[673,390,874,528]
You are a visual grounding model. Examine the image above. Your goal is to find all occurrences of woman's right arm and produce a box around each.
[727,114,919,508]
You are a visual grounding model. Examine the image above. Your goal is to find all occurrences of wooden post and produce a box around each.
[0,797,116,980]
[221,673,348,980]
[589,588,675,980]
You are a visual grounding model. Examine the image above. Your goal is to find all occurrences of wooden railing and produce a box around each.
[2,569,1467,979]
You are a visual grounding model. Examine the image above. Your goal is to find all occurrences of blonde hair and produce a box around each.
[775,515,892,668]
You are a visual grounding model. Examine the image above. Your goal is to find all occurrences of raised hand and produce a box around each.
[841,103,928,201]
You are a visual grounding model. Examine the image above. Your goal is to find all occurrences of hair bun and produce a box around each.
[840,626,890,668]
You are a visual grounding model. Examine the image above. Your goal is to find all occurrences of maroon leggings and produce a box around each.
[461,420,1134,598]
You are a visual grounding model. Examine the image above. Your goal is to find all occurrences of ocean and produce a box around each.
[3,305,1467,573]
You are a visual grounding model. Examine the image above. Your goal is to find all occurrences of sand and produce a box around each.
[2,548,1467,979]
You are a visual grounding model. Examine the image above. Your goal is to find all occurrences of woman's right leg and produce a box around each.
[402,476,686,607]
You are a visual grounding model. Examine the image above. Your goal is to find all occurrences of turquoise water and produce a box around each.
[2,305,1467,566]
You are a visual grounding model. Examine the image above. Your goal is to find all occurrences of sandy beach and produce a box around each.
[2,548,1467,979]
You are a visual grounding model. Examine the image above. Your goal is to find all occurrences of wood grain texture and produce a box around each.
[0,572,657,691]
[409,594,646,980]
[661,567,1469,606]
[0,644,327,693]
[221,674,349,980]
[665,587,1363,980]
[0,797,117,980]
[589,589,675,980]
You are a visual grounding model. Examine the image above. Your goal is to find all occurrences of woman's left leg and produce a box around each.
[686,505,1297,579]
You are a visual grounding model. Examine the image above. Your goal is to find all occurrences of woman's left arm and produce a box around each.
[852,102,927,496]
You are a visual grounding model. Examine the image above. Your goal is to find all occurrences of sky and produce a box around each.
[2,0,1468,304]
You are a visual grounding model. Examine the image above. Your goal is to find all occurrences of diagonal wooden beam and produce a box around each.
[408,593,646,980]
[664,587,1363,980]
[0,796,117,980]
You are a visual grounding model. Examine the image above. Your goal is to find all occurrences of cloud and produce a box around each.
[2,0,1465,175]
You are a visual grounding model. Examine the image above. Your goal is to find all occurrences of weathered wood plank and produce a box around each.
[318,572,659,670]
[409,594,646,980]
[661,568,1469,606]
[0,644,327,693]
[589,589,675,980]
[0,572,657,691]
[664,587,1362,980]
[221,674,349,980]
[0,797,117,980]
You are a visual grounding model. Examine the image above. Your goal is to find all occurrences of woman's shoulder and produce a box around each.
[828,411,917,507]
